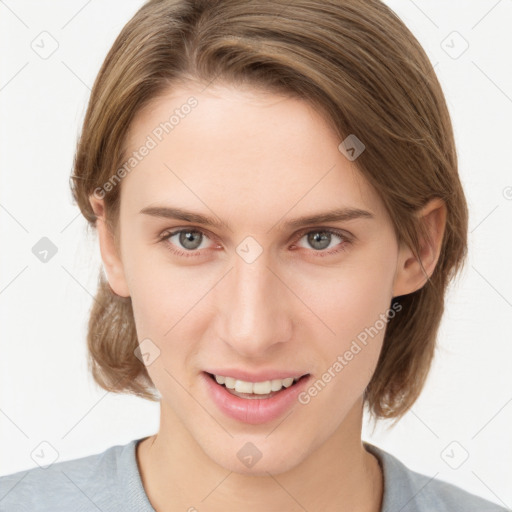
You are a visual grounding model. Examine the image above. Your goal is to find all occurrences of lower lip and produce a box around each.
[201,372,311,425]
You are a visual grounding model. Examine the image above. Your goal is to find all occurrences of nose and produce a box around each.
[217,250,293,358]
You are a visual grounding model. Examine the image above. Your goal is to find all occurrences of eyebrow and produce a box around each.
[139,205,375,231]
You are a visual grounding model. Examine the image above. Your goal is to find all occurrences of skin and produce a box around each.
[89,82,446,512]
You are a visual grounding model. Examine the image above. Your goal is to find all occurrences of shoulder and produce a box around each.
[364,442,509,512]
[0,438,151,512]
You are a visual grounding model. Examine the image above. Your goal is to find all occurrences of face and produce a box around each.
[93,82,416,476]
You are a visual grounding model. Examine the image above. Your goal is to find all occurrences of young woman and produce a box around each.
[0,0,507,510]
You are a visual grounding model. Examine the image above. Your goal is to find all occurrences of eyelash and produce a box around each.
[157,227,351,259]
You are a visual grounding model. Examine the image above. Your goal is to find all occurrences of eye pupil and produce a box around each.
[307,231,331,250]
[180,230,202,250]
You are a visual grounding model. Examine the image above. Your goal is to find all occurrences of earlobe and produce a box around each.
[392,198,447,298]
[89,195,131,298]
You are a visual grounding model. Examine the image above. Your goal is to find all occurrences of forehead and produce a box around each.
[120,83,386,224]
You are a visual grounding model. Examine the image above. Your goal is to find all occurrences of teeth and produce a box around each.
[213,374,301,394]
[271,379,283,392]
[224,376,236,389]
[235,380,253,393]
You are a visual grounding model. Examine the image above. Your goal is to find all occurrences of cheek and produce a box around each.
[123,240,192,335]
[301,250,395,344]
[129,280,180,339]
[301,253,396,397]
[128,269,198,409]
[125,250,211,379]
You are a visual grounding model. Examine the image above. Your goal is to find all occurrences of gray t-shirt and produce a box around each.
[0,438,508,511]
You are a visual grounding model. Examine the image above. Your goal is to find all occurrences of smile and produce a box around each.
[202,371,311,424]
[213,373,302,397]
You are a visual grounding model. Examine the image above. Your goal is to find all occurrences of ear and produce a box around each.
[392,197,447,297]
[89,195,130,298]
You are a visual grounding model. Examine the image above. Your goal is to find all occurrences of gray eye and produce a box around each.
[303,231,340,251]
[178,230,204,250]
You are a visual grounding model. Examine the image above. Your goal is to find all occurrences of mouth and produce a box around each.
[202,370,311,424]
[205,370,310,397]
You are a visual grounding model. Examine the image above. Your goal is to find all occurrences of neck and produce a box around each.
[136,397,383,512]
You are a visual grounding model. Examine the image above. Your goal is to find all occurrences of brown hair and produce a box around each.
[70,0,468,423]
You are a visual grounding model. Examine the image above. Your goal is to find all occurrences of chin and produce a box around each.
[215,448,305,476]
[196,430,318,477]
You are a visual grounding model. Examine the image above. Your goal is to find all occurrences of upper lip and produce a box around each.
[205,369,310,382]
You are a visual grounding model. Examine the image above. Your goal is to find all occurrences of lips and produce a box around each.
[204,368,309,382]
[202,371,312,424]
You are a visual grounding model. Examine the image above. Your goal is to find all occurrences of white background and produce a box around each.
[1,0,511,507]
